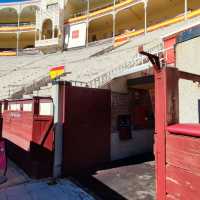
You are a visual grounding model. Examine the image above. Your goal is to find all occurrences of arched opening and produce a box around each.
[64,0,87,19]
[54,26,58,38]
[88,14,113,42]
[36,29,40,40]
[65,0,115,19]
[0,7,18,25]
[115,3,145,37]
[0,33,17,51]
[188,0,200,12]
[20,5,39,24]
[146,0,184,27]
[42,19,53,39]
[19,32,35,49]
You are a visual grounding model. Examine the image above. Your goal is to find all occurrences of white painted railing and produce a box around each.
[87,44,174,88]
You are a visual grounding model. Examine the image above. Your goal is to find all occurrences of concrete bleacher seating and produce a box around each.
[0,14,200,100]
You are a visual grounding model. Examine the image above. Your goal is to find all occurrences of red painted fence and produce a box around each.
[58,84,111,176]
[154,67,200,200]
[2,97,54,178]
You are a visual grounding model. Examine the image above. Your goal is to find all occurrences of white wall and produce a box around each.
[111,130,154,161]
[176,36,200,123]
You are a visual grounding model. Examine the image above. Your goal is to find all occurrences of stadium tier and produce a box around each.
[0,0,199,54]
[0,0,199,99]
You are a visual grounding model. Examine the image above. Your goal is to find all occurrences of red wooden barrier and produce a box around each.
[58,84,111,176]
[139,50,200,199]
[2,97,54,178]
[154,66,200,199]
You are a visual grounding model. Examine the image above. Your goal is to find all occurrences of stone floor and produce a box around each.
[0,155,155,200]
[74,154,155,200]
[0,179,95,200]
[0,159,30,190]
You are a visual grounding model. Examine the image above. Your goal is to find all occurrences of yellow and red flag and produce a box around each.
[48,65,65,80]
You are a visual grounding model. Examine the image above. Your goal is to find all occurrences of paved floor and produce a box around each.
[0,155,155,200]
[0,179,95,200]
[0,160,30,190]
[74,154,155,200]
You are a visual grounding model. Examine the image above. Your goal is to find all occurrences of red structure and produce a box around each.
[2,97,54,178]
[139,49,200,199]
[56,83,111,175]
[154,64,200,199]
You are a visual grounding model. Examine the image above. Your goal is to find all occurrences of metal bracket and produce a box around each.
[139,50,161,71]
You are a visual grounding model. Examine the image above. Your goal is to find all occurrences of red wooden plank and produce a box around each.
[167,124,200,137]
[166,165,200,200]
[62,86,111,175]
[166,194,179,200]
[166,134,200,174]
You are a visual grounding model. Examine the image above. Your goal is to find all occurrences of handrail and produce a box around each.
[66,0,138,23]
[87,45,174,88]
[68,0,125,19]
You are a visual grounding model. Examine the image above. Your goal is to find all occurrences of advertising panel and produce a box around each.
[65,22,87,49]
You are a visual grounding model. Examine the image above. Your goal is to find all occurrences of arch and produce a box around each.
[88,14,113,42]
[115,3,145,36]
[0,7,18,24]
[20,5,39,23]
[54,26,58,38]
[19,31,35,49]
[146,0,184,27]
[186,0,200,13]
[42,19,53,39]
[0,33,17,50]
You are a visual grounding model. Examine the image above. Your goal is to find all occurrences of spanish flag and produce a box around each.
[48,65,65,80]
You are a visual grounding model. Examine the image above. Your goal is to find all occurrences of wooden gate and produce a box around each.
[57,83,111,176]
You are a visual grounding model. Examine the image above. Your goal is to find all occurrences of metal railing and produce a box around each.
[68,0,126,19]
[87,44,174,88]
[0,22,35,27]
[5,44,173,99]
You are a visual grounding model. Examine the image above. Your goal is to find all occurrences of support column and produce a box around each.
[144,1,147,35]
[17,4,20,56]
[184,0,188,20]
[86,0,90,47]
[16,32,19,56]
[112,0,116,44]
[52,81,64,178]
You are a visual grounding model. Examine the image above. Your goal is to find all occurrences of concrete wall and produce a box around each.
[176,36,200,123]
[110,91,153,161]
[111,129,153,161]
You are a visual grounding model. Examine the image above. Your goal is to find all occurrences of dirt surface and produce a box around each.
[73,154,155,200]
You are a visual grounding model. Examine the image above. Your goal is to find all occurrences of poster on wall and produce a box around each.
[64,22,87,49]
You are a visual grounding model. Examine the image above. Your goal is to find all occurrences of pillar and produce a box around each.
[184,0,188,20]
[86,0,90,46]
[144,0,147,35]
[113,0,116,43]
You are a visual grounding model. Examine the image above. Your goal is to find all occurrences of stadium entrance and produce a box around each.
[109,69,155,161]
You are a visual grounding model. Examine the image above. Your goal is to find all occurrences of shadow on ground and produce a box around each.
[72,153,155,200]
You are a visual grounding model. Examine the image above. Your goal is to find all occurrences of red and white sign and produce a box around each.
[65,22,87,48]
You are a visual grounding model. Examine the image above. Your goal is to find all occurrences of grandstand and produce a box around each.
[0,0,199,101]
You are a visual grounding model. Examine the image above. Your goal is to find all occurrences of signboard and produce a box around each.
[48,65,65,80]
[65,22,87,49]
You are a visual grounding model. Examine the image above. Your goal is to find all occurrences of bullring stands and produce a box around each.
[0,13,200,99]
